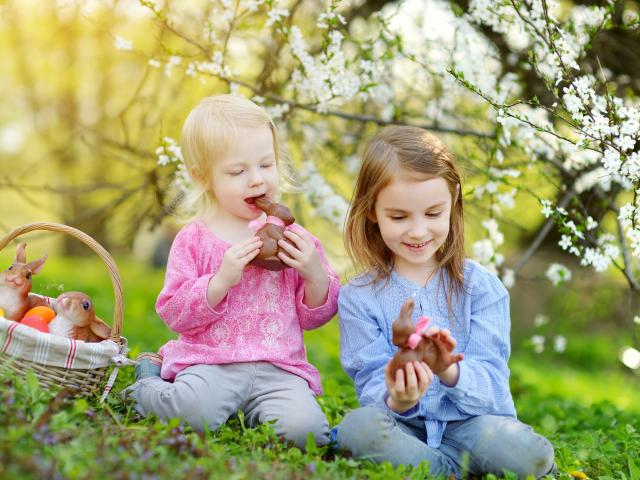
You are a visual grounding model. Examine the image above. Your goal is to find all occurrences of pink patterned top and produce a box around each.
[156,221,340,395]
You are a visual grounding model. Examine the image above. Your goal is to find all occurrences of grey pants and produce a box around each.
[337,406,555,478]
[127,362,329,449]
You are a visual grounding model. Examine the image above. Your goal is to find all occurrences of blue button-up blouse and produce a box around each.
[338,260,517,448]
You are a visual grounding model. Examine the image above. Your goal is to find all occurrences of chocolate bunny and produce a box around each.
[49,292,111,342]
[248,196,296,271]
[0,243,48,321]
[389,297,463,373]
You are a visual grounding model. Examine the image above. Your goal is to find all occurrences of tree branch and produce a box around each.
[616,216,640,290]
[512,188,575,274]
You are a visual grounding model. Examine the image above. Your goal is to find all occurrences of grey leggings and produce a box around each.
[127,362,329,449]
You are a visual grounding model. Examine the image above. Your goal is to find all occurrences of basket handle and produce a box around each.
[0,222,123,342]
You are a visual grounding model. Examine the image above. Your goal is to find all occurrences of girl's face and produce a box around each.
[372,171,454,281]
[210,125,279,222]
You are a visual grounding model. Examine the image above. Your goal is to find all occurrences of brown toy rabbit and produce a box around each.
[389,297,464,373]
[0,243,48,321]
[48,292,111,342]
[248,196,296,271]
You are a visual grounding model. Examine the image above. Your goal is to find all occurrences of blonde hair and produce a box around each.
[180,94,282,219]
[344,126,465,312]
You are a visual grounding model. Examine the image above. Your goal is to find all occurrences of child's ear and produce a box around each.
[367,209,378,224]
[190,167,210,188]
[190,167,201,181]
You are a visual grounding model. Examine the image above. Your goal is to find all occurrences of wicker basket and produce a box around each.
[0,222,128,399]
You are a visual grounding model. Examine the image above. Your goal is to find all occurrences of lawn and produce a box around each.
[1,254,639,479]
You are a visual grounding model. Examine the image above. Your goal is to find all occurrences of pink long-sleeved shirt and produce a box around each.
[156,221,339,395]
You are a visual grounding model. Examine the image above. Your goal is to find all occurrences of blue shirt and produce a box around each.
[338,260,517,448]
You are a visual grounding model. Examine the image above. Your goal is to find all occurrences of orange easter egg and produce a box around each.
[21,315,49,333]
[24,306,56,323]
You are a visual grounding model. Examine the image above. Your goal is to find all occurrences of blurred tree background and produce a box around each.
[0,0,639,387]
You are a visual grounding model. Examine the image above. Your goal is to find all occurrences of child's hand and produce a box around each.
[277,230,326,284]
[421,327,464,375]
[384,360,433,413]
[277,229,329,308]
[217,236,263,288]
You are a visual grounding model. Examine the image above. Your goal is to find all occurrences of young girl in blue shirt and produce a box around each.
[336,126,556,478]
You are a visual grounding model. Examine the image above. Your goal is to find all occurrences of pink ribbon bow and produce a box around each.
[407,315,431,349]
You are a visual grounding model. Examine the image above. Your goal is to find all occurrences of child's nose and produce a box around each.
[408,220,428,238]
[247,168,265,187]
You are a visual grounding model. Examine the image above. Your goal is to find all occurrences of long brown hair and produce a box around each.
[344,126,465,312]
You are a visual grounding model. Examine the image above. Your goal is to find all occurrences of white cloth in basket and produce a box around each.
[0,316,120,369]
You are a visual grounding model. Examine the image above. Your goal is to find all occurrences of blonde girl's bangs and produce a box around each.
[178,95,284,219]
[182,95,280,170]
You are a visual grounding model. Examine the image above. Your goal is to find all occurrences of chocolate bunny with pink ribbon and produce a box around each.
[248,196,295,271]
[389,297,464,373]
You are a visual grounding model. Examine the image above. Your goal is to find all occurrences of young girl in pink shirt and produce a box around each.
[126,95,339,448]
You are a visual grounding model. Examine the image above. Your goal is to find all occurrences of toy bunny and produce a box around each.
[0,243,48,321]
[49,292,111,342]
[389,297,464,373]
[248,196,296,271]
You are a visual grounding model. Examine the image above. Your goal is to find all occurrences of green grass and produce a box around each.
[1,254,639,479]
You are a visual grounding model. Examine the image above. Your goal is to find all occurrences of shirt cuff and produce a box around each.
[204,273,230,315]
[296,274,339,315]
[440,362,470,399]
[383,393,421,420]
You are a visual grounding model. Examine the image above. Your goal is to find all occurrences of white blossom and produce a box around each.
[317,9,346,29]
[0,124,25,154]
[580,246,614,272]
[472,239,494,265]
[546,263,572,286]
[501,268,515,289]
[564,220,584,239]
[534,314,548,328]
[482,218,504,245]
[618,202,635,229]
[264,103,290,121]
[559,235,573,251]
[553,335,567,353]
[298,161,348,228]
[531,335,545,354]
[540,199,554,218]
[265,8,289,28]
[114,35,133,51]
[156,137,187,190]
[563,90,582,115]
[164,55,182,77]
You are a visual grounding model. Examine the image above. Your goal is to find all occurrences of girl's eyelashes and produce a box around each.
[388,212,442,221]
[227,162,273,175]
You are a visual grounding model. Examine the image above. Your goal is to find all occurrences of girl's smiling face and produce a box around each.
[372,171,454,282]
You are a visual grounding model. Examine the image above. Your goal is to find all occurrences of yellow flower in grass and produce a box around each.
[569,471,588,480]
